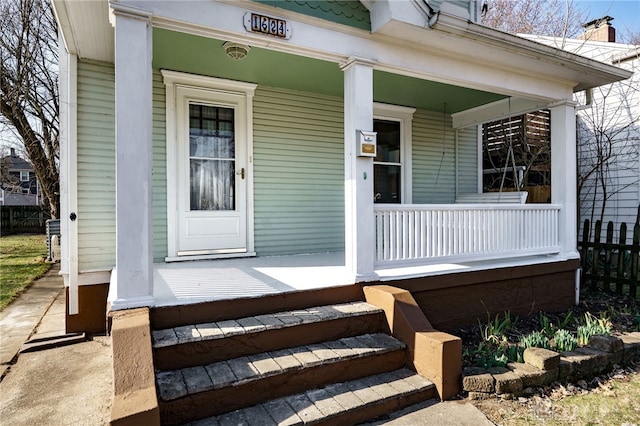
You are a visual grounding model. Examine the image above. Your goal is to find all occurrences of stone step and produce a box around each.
[153,302,387,371]
[157,333,407,424]
[184,368,436,426]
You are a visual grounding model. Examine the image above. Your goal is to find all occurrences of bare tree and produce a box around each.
[481,0,588,40]
[0,0,59,218]
[577,51,640,228]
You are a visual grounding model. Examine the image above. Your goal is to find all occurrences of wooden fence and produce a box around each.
[579,206,640,299]
[0,206,50,235]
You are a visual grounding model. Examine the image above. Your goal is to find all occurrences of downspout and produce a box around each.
[575,88,593,111]
[574,88,591,304]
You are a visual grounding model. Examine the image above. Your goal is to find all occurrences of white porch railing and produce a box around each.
[374,204,561,266]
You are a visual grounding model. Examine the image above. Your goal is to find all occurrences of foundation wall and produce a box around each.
[66,283,110,334]
[388,260,579,331]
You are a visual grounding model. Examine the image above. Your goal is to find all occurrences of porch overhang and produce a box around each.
[53,0,631,102]
[370,7,632,93]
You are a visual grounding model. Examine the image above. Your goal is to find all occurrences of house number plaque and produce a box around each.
[244,12,292,39]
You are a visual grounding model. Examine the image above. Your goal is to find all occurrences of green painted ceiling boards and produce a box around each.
[153,28,505,114]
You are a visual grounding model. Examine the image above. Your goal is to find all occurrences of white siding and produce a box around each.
[253,87,345,255]
[76,60,116,271]
[521,35,640,236]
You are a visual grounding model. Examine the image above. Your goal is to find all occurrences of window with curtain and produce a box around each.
[189,103,235,210]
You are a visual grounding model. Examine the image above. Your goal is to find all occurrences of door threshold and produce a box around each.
[165,252,257,263]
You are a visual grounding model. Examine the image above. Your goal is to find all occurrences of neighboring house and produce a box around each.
[522,17,640,236]
[52,0,631,423]
[0,148,40,206]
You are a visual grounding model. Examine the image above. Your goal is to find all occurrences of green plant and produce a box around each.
[476,350,509,368]
[539,311,575,337]
[506,344,524,363]
[478,311,512,345]
[553,329,578,352]
[576,312,612,346]
[520,331,551,350]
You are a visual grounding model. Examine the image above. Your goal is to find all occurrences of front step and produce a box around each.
[152,302,386,371]
[157,333,406,423]
[187,368,436,426]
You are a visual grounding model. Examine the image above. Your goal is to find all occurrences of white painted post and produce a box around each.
[58,34,79,314]
[550,101,579,258]
[342,58,376,281]
[109,5,154,310]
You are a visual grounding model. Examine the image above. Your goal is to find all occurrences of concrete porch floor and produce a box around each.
[153,251,574,307]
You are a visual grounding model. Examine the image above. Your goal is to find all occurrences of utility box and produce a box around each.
[46,219,61,262]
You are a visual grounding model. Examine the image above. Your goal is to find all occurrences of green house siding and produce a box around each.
[254,0,371,31]
[152,71,168,261]
[253,87,345,255]
[412,109,475,204]
[74,65,479,264]
[456,126,479,195]
[76,60,116,271]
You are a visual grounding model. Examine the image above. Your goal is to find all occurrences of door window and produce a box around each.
[189,104,235,211]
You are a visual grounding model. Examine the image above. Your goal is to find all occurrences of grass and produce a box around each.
[0,234,51,311]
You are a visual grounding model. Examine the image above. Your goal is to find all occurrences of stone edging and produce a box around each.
[463,332,640,400]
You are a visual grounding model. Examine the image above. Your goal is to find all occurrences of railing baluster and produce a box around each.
[373,204,561,266]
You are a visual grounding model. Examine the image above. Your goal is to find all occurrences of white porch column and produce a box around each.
[58,33,79,314]
[109,5,154,310]
[550,100,579,257]
[342,58,376,280]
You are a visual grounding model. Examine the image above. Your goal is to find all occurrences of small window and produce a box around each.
[374,119,402,203]
[373,103,415,204]
[20,171,30,182]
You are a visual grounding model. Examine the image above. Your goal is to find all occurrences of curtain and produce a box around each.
[189,127,235,210]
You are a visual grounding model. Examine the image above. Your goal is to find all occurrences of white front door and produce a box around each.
[176,86,248,255]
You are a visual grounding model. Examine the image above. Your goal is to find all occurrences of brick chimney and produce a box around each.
[579,16,616,42]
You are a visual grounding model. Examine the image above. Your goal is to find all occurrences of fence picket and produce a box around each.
[616,222,627,295]
[604,222,614,292]
[578,206,640,299]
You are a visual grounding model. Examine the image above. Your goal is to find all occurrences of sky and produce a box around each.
[575,0,640,41]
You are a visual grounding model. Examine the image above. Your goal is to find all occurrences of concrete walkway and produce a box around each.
[0,264,113,425]
[0,264,494,425]
[0,264,64,373]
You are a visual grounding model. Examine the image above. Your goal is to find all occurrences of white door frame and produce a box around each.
[162,70,256,261]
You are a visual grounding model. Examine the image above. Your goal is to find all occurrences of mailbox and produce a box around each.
[358,130,377,157]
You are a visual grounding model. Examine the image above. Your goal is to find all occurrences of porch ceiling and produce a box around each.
[153,28,505,114]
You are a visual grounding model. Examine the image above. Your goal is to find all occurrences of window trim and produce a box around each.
[373,102,416,203]
[19,171,30,182]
